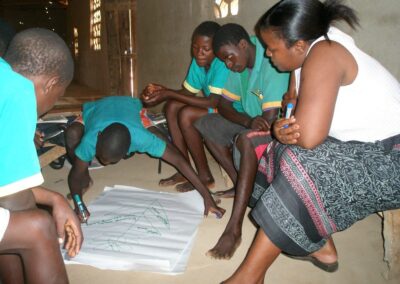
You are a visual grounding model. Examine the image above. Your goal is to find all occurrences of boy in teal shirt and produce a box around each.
[195,23,289,260]
[65,96,225,223]
[0,28,82,284]
[221,35,288,117]
[141,21,229,192]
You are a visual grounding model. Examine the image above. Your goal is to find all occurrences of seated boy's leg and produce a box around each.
[176,106,215,192]
[0,254,24,284]
[159,100,189,186]
[205,139,236,198]
[0,209,68,284]
[0,191,38,283]
[194,114,244,196]
[207,132,259,259]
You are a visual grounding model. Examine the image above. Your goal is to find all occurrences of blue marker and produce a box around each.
[73,194,88,224]
[283,103,294,128]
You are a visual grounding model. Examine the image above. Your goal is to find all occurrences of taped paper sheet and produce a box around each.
[64,185,204,274]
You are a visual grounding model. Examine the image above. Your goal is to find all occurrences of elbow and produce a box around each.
[297,137,325,150]
[298,142,318,150]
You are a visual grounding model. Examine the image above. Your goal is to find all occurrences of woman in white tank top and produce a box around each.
[222,0,400,283]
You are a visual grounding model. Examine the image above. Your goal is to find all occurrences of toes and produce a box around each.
[175,182,195,192]
[212,190,235,199]
[206,250,232,260]
[159,173,186,187]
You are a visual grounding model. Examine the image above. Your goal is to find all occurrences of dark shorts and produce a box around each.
[194,113,246,146]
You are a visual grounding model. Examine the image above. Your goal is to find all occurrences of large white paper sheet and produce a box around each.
[64,185,204,274]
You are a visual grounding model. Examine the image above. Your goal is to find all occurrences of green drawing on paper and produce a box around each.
[84,198,171,252]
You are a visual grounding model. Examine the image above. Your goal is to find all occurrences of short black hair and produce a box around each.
[0,18,15,56]
[212,23,251,54]
[97,123,131,162]
[4,28,74,84]
[192,21,221,41]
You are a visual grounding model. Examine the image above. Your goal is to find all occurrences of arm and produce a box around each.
[247,108,280,132]
[217,97,253,128]
[281,72,298,113]
[68,157,92,219]
[156,90,221,109]
[218,96,279,131]
[274,41,355,149]
[142,83,220,109]
[31,186,83,257]
[161,143,225,218]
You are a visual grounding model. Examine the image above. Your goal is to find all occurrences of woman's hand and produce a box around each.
[272,116,300,145]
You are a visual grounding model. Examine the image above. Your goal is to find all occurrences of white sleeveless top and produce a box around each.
[294,27,400,142]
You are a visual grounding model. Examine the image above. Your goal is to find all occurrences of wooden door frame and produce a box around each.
[104,0,137,97]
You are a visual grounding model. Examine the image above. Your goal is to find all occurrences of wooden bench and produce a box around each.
[383,209,400,279]
[39,143,66,168]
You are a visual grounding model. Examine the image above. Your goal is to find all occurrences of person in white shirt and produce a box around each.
[222,0,400,283]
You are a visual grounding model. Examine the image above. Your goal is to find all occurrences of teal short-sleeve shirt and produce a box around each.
[221,36,290,117]
[75,96,167,162]
[0,58,44,197]
[183,57,230,97]
[183,57,229,113]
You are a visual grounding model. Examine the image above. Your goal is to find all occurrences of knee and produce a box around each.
[164,100,181,117]
[27,210,57,243]
[64,123,83,148]
[235,131,253,152]
[177,107,194,129]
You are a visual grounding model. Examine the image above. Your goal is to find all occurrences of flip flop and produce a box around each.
[284,254,339,272]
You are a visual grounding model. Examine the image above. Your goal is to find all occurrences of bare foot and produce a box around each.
[159,172,187,187]
[213,188,235,198]
[175,180,216,193]
[206,230,242,259]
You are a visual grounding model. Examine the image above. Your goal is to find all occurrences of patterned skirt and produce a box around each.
[247,131,400,256]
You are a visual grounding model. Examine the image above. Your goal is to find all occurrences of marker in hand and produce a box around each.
[283,103,294,128]
[73,194,88,224]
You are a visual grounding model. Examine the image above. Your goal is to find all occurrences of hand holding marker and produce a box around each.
[283,103,294,128]
[74,194,88,224]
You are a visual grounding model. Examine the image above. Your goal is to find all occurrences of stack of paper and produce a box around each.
[64,185,204,274]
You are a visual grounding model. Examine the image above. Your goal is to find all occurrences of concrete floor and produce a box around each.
[41,151,398,284]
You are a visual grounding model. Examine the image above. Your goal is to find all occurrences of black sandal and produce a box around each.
[284,253,339,272]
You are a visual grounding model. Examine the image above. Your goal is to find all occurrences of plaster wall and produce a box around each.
[67,0,400,99]
[136,0,400,102]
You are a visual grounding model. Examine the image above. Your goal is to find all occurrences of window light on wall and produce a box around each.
[214,0,239,19]
[73,27,79,57]
[90,0,102,51]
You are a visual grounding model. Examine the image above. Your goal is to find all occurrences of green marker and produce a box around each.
[73,194,88,224]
